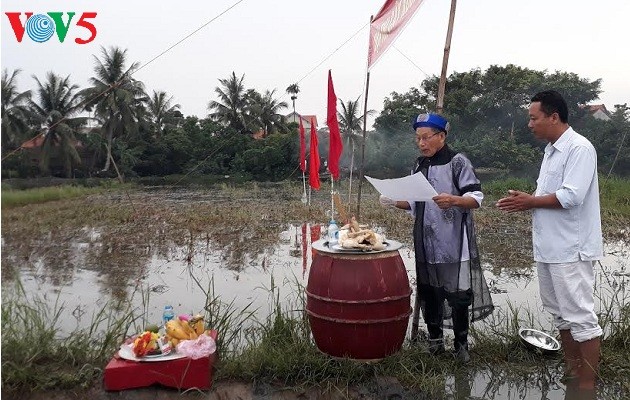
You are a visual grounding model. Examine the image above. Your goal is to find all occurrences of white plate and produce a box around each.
[118,343,187,362]
[331,242,390,253]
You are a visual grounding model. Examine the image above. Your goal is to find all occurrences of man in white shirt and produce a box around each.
[497,90,603,392]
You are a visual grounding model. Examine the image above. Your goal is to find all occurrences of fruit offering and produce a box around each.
[165,314,206,347]
[132,331,160,357]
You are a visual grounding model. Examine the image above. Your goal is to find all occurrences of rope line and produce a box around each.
[134,0,246,75]
[2,0,246,164]
[392,45,431,78]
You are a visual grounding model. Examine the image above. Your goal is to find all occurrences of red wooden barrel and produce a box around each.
[306,241,411,360]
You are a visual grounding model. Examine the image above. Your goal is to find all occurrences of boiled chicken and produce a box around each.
[338,217,386,251]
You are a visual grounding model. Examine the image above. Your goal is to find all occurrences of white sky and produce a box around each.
[2,0,629,128]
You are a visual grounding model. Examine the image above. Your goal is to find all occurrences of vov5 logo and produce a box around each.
[5,12,97,44]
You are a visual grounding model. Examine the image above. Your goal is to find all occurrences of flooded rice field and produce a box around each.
[2,185,629,399]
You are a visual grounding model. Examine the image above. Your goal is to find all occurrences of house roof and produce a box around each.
[20,134,46,149]
[587,104,609,114]
[20,134,83,149]
[251,129,265,140]
[580,104,612,121]
[285,112,318,128]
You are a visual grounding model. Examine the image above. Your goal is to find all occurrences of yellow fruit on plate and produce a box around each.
[165,319,189,340]
[190,314,205,336]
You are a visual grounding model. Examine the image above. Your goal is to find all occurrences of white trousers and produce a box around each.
[536,260,602,342]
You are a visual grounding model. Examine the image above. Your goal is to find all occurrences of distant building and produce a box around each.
[582,104,612,121]
[284,112,318,130]
[251,128,266,140]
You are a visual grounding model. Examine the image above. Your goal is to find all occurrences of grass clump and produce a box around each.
[1,283,134,393]
[483,177,536,199]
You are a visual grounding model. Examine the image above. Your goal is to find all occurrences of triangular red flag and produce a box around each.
[308,117,320,190]
[327,70,343,180]
[299,116,306,172]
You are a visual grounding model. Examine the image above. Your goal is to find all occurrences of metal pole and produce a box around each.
[436,0,457,114]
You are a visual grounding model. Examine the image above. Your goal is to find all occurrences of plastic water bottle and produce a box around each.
[162,305,175,325]
[327,219,339,246]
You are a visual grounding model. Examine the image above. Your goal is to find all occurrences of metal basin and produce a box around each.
[518,328,561,353]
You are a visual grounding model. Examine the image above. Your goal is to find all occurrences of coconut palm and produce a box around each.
[82,46,147,171]
[208,72,248,132]
[246,89,288,136]
[285,83,300,116]
[338,97,374,201]
[27,72,87,177]
[146,90,181,138]
[1,69,31,149]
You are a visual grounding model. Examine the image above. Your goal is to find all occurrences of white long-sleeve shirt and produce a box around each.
[532,127,603,263]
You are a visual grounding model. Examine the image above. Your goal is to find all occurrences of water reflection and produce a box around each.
[445,368,612,400]
[2,221,628,328]
[1,215,628,399]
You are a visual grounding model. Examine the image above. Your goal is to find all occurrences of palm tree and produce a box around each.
[285,83,300,117]
[1,69,31,149]
[246,89,288,136]
[146,90,181,138]
[27,72,87,177]
[338,97,374,201]
[82,46,147,171]
[208,72,248,132]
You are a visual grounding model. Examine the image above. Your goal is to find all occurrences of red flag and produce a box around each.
[327,70,343,181]
[310,224,321,259]
[299,117,306,172]
[308,117,320,190]
[368,0,425,70]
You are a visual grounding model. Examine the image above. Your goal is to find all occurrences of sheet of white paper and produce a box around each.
[365,172,438,202]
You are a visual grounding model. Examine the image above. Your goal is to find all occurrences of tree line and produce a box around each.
[2,50,629,181]
[369,64,629,178]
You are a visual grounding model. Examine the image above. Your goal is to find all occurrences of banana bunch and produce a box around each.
[165,314,205,346]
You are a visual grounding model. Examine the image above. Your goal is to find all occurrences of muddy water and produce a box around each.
[1,188,628,399]
[2,223,627,335]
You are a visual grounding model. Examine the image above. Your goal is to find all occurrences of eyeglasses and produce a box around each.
[415,132,440,143]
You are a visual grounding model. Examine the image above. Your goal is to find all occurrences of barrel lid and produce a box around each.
[312,239,403,254]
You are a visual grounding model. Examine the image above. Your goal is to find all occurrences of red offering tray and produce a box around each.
[103,329,218,391]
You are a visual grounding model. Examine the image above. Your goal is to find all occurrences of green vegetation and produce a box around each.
[1,179,628,396]
[0,181,131,209]
[600,176,630,217]
[3,60,629,182]
[1,283,134,392]
[483,177,536,198]
[2,178,630,399]
[1,185,103,208]
[2,274,628,398]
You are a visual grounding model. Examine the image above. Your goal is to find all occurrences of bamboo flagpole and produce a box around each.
[356,68,371,220]
[331,176,335,221]
[410,0,458,342]
[302,171,307,204]
[436,0,457,115]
